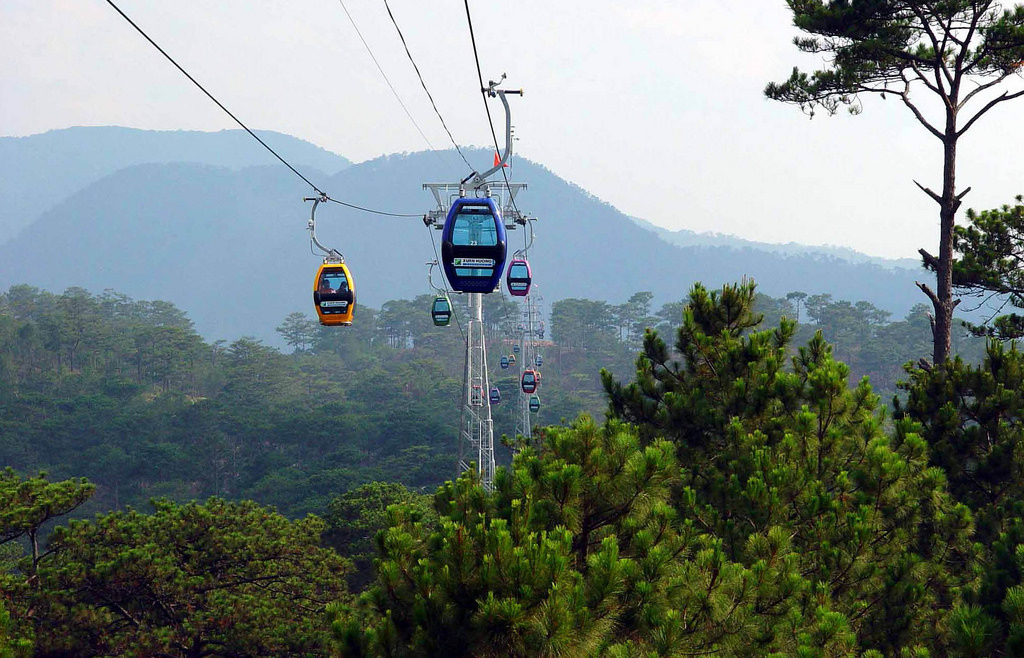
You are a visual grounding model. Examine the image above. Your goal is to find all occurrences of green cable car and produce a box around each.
[431,295,452,326]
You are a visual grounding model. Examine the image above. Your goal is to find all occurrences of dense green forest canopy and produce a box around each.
[0,283,985,518]
[4,280,1019,655]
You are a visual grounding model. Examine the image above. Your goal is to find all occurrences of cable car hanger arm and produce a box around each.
[305,195,344,262]
[471,77,523,189]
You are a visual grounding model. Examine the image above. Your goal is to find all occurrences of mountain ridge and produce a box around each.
[0,128,932,344]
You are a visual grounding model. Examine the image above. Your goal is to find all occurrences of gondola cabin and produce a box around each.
[500,355,509,369]
[529,395,540,413]
[431,296,452,326]
[513,343,520,353]
[489,387,501,405]
[535,354,543,367]
[521,369,539,394]
[506,259,532,296]
[508,354,516,365]
[441,197,507,293]
[313,262,355,326]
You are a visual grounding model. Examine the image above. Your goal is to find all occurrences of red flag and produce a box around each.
[494,152,509,167]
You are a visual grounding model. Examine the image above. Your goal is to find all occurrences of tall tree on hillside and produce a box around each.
[766,1,1024,365]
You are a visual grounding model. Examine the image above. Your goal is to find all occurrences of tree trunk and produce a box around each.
[933,131,959,365]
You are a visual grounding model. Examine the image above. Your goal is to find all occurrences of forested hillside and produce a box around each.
[4,279,1022,655]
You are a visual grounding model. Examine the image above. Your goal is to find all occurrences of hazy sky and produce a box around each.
[3,0,1023,259]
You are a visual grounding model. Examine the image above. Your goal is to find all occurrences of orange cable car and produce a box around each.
[307,195,356,326]
[313,261,355,326]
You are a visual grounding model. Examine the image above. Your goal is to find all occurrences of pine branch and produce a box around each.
[916,281,941,306]
[959,88,1024,137]
[919,248,941,270]
[914,180,943,205]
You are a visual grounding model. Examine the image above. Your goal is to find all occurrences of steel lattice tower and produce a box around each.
[514,293,541,442]
[457,292,496,488]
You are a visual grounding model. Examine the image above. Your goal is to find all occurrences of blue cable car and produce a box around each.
[529,395,540,413]
[513,343,520,353]
[500,355,509,369]
[431,295,452,326]
[506,259,532,296]
[521,369,539,394]
[440,198,507,293]
[535,354,543,367]
[489,386,501,405]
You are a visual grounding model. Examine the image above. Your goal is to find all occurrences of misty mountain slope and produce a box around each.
[0,146,928,344]
[630,215,921,270]
[0,126,351,245]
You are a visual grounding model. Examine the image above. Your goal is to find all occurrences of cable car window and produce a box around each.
[319,272,349,293]
[451,207,499,247]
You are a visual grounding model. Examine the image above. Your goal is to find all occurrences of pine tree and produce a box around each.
[603,280,974,652]
[767,0,1024,364]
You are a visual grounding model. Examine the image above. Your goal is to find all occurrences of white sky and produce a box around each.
[2,0,1023,259]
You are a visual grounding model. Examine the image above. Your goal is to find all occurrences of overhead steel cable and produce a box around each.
[336,0,450,168]
[382,0,475,174]
[104,0,420,219]
[462,0,524,219]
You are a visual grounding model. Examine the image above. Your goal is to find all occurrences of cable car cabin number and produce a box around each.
[441,198,507,293]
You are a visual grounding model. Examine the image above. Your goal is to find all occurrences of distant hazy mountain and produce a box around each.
[629,216,921,270]
[0,126,351,244]
[0,129,934,344]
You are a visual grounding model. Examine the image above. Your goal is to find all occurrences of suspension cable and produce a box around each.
[336,0,451,169]
[383,0,475,174]
[462,0,524,219]
[105,0,421,219]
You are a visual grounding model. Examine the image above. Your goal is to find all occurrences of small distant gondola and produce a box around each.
[513,343,520,353]
[521,369,539,394]
[508,353,517,365]
[489,387,501,405]
[500,355,510,369]
[535,354,543,367]
[313,262,355,326]
[506,259,532,296]
[529,395,540,413]
[440,197,507,293]
[431,295,452,326]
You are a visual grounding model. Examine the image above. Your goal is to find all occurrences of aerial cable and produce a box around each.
[462,0,524,218]
[326,197,421,217]
[336,0,451,169]
[382,0,476,174]
[104,0,419,219]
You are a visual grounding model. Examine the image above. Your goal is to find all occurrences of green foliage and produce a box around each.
[603,280,974,652]
[897,341,1024,652]
[952,195,1024,339]
[324,481,434,591]
[0,601,32,658]
[334,416,869,656]
[0,468,93,573]
[766,1,1024,118]
[31,497,348,656]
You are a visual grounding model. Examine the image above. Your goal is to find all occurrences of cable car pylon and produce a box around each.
[422,78,533,491]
